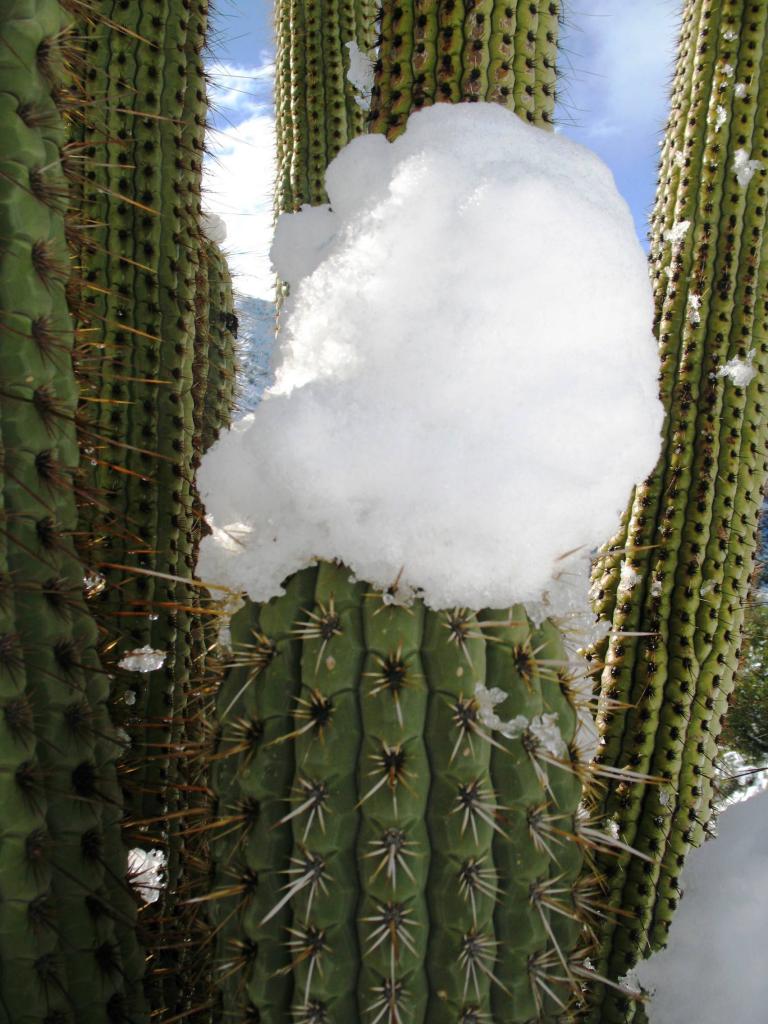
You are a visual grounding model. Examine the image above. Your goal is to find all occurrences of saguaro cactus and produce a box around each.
[206,4,611,1022]
[69,1,238,1015]
[586,1,768,1018]
[0,3,148,1020]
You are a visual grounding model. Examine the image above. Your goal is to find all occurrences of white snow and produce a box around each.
[118,645,166,673]
[529,711,568,758]
[722,62,735,78]
[127,848,167,904]
[722,29,737,41]
[201,210,228,244]
[733,148,763,188]
[717,348,757,387]
[735,82,748,99]
[687,292,702,325]
[665,220,690,245]
[618,562,641,593]
[710,104,727,131]
[637,791,768,1023]
[198,103,662,611]
[345,40,375,111]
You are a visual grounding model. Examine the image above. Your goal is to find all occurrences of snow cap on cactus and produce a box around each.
[199,103,663,611]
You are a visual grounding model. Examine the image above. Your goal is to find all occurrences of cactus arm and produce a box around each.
[588,2,768,1017]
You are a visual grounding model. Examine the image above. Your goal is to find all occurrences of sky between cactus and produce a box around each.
[198,102,665,617]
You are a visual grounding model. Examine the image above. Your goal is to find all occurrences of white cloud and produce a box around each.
[558,2,679,141]
[204,61,276,300]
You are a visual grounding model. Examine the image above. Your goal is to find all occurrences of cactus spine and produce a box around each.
[586,1,768,1017]
[0,3,148,1019]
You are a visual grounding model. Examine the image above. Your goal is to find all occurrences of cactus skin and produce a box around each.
[71,0,214,835]
[585,2,768,1018]
[369,0,560,139]
[212,563,590,1022]
[201,240,238,454]
[275,0,375,213]
[0,3,148,1020]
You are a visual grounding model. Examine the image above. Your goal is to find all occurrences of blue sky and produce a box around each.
[204,2,680,299]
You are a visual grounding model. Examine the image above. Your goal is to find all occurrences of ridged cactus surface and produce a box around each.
[586,1,768,1018]
[211,562,592,1022]
[201,239,238,454]
[0,3,147,1020]
[275,0,375,211]
[370,0,560,137]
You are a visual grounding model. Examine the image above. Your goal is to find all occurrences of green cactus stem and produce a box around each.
[0,3,148,1019]
[369,0,560,139]
[585,2,768,1018]
[201,239,238,454]
[211,563,593,1022]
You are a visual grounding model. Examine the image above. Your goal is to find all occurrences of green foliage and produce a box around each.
[722,597,768,765]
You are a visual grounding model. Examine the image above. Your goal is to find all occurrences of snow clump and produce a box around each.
[198,103,663,611]
[201,210,228,244]
[717,348,757,387]
[127,848,166,904]
[345,41,375,110]
[118,645,166,673]
[733,148,763,188]
[665,219,690,245]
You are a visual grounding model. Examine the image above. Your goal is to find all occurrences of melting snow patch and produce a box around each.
[709,104,727,131]
[717,348,757,387]
[474,683,565,755]
[733,148,763,188]
[687,292,702,325]
[618,562,641,593]
[665,220,690,245]
[118,645,166,673]
[345,41,375,110]
[735,82,748,99]
[529,712,567,758]
[722,62,735,77]
[722,29,737,41]
[127,848,166,904]
[83,572,106,598]
[199,103,662,611]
